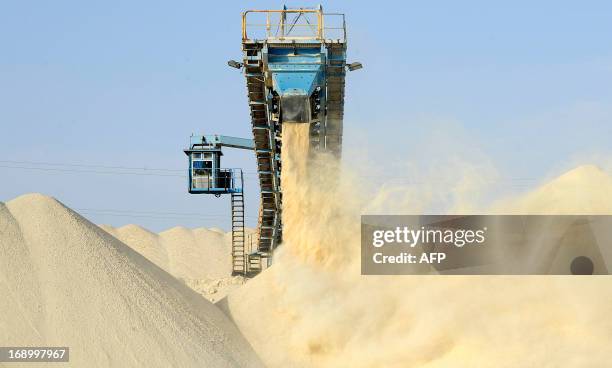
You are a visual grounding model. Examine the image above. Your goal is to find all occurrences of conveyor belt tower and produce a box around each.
[231,6,359,272]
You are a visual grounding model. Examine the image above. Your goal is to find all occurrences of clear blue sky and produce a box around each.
[1,1,611,231]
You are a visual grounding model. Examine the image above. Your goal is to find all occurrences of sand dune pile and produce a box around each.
[491,164,612,214]
[99,224,170,271]
[0,194,263,367]
[222,123,612,368]
[99,224,252,301]
[100,224,232,279]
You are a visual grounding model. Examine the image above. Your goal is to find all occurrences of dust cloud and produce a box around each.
[224,123,612,368]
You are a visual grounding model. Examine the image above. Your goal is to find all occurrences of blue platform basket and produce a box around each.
[188,165,243,195]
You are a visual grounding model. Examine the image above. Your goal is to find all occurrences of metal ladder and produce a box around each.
[324,43,347,156]
[244,233,261,274]
[242,42,282,256]
[248,255,262,274]
[231,192,246,275]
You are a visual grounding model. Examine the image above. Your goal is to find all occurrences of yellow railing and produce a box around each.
[242,9,346,42]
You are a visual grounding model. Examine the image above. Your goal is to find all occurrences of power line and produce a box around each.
[79,211,256,221]
[0,163,543,182]
[75,207,256,219]
[0,160,261,175]
[3,159,597,185]
[0,164,261,178]
[0,165,185,177]
[0,165,552,188]
[0,160,184,172]
[77,208,234,216]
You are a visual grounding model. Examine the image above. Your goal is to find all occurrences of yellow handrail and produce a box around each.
[241,9,345,41]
